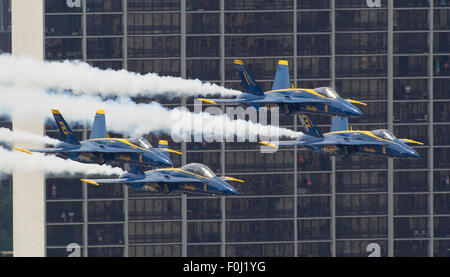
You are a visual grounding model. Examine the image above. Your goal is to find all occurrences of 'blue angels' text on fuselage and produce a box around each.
[81,163,241,196]
[261,115,422,159]
[14,109,179,168]
[198,60,364,117]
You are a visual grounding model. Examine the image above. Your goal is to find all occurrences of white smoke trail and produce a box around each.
[0,54,241,98]
[0,85,300,141]
[0,127,61,146]
[0,147,124,176]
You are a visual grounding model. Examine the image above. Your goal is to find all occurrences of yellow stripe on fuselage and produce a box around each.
[264,88,327,99]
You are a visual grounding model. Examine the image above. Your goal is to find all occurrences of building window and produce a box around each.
[128,13,180,35]
[225,12,293,34]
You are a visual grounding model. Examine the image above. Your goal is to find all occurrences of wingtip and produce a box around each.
[197,98,218,105]
[14,147,32,154]
[81,179,99,186]
[259,141,278,149]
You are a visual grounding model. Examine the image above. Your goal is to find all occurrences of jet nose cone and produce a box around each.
[223,185,238,195]
[160,157,174,167]
[349,106,363,117]
[408,149,420,158]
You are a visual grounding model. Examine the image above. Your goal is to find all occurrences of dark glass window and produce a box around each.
[298,242,331,257]
[45,38,82,60]
[336,10,387,31]
[128,59,180,76]
[46,0,82,13]
[226,174,294,196]
[394,9,429,30]
[45,15,82,36]
[394,171,429,192]
[129,245,181,257]
[336,0,388,8]
[87,38,122,59]
[225,0,293,10]
[128,222,181,243]
[336,217,388,239]
[186,151,221,174]
[128,36,180,58]
[434,217,450,238]
[186,59,220,80]
[87,60,123,70]
[188,245,220,257]
[297,219,331,240]
[226,220,294,242]
[352,101,387,124]
[186,0,220,11]
[336,194,387,216]
[297,11,330,32]
[87,14,122,36]
[434,240,450,257]
[86,0,122,12]
[46,178,82,200]
[225,12,293,34]
[88,183,123,199]
[88,201,124,222]
[394,0,429,7]
[394,148,428,169]
[336,79,387,101]
[47,248,84,257]
[297,173,331,194]
[336,155,388,170]
[187,198,220,220]
[47,225,83,247]
[225,35,294,57]
[298,0,330,9]
[434,125,450,146]
[227,197,293,219]
[128,13,180,35]
[394,33,429,54]
[226,244,294,257]
[394,102,429,123]
[394,240,428,257]
[434,102,450,123]
[46,201,83,223]
[394,217,429,239]
[434,148,450,169]
[435,193,450,214]
[394,79,428,100]
[434,171,450,192]
[88,224,124,245]
[297,196,330,217]
[394,56,428,77]
[187,13,219,34]
[298,35,331,56]
[434,32,450,53]
[188,222,220,243]
[128,198,181,220]
[336,33,387,55]
[336,240,388,257]
[336,56,387,78]
[434,56,450,76]
[394,194,428,215]
[336,171,388,193]
[128,0,180,11]
[88,247,123,257]
[225,150,294,173]
[434,8,450,30]
[298,57,330,79]
[187,36,219,57]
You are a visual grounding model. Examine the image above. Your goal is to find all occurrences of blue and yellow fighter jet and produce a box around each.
[14,109,179,167]
[80,163,241,195]
[260,115,422,159]
[198,60,364,117]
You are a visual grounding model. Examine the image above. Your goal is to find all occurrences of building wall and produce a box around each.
[39,0,450,257]
[11,0,45,257]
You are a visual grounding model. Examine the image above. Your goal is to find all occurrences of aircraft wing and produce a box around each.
[309,138,390,146]
[14,147,67,154]
[250,97,331,105]
[15,146,144,154]
[197,98,248,105]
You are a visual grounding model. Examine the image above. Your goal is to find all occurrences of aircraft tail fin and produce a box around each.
[234,60,264,96]
[298,114,323,138]
[272,60,291,90]
[157,139,170,159]
[51,109,80,145]
[331,116,349,132]
[90,110,108,139]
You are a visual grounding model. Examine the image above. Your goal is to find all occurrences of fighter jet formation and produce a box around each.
[12,58,422,196]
